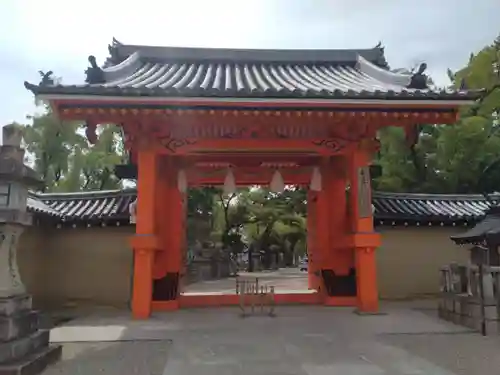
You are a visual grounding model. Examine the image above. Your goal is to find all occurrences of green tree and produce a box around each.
[453,35,500,118]
[77,124,124,190]
[451,35,500,196]
[242,187,307,270]
[22,110,85,192]
[212,188,250,254]
[21,107,125,192]
[374,34,500,194]
[273,214,307,266]
[186,187,218,244]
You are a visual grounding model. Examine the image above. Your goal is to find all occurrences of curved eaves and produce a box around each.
[102,52,142,84]
[27,196,63,217]
[356,55,411,88]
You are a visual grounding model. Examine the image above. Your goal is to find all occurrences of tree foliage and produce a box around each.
[20,106,124,192]
[374,34,500,194]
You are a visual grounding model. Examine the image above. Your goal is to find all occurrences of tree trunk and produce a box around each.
[248,244,254,272]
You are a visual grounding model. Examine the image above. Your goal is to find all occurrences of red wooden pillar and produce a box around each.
[129,150,161,319]
[348,151,381,313]
[152,157,183,309]
[165,176,183,275]
[324,158,349,273]
[315,162,331,297]
[178,191,188,293]
[318,157,352,305]
[306,190,320,290]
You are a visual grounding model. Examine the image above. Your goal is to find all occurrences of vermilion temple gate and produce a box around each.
[25,40,476,318]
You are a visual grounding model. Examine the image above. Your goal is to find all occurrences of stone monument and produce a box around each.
[0,125,61,374]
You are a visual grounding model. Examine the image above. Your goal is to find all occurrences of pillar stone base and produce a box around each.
[0,294,61,375]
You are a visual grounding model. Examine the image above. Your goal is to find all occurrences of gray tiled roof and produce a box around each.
[450,207,500,245]
[33,189,136,221]
[372,192,495,222]
[24,41,479,101]
[27,195,61,217]
[26,189,496,224]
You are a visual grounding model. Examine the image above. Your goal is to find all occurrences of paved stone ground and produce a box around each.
[43,301,500,374]
[183,268,309,294]
[43,341,170,375]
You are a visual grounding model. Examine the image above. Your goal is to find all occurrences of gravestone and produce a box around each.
[0,125,61,374]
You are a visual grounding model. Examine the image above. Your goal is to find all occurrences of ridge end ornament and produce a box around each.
[85,55,105,84]
[38,70,55,86]
[407,63,429,90]
[104,38,125,67]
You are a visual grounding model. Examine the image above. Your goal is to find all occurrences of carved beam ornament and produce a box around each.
[311,138,347,153]
[220,127,248,139]
[158,134,197,153]
[219,125,290,139]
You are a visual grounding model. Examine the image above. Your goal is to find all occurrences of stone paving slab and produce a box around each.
[42,341,171,375]
[380,332,500,375]
[40,304,500,375]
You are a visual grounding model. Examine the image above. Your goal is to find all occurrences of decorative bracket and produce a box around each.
[220,126,289,139]
[221,127,248,139]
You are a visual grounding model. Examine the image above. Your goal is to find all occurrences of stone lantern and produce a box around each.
[0,124,61,374]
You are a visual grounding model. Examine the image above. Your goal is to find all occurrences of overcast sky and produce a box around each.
[0,0,499,127]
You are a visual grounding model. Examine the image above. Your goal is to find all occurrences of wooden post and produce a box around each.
[165,166,183,275]
[152,157,183,307]
[130,150,160,319]
[325,157,349,274]
[315,179,330,297]
[479,263,487,336]
[179,191,188,293]
[153,164,170,280]
[315,157,349,297]
[349,151,380,313]
[306,190,320,290]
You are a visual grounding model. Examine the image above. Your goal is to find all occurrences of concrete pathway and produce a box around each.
[43,302,500,374]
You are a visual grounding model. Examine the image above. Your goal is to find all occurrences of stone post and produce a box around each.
[0,124,61,374]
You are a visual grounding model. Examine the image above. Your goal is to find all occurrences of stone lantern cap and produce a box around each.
[0,124,42,189]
